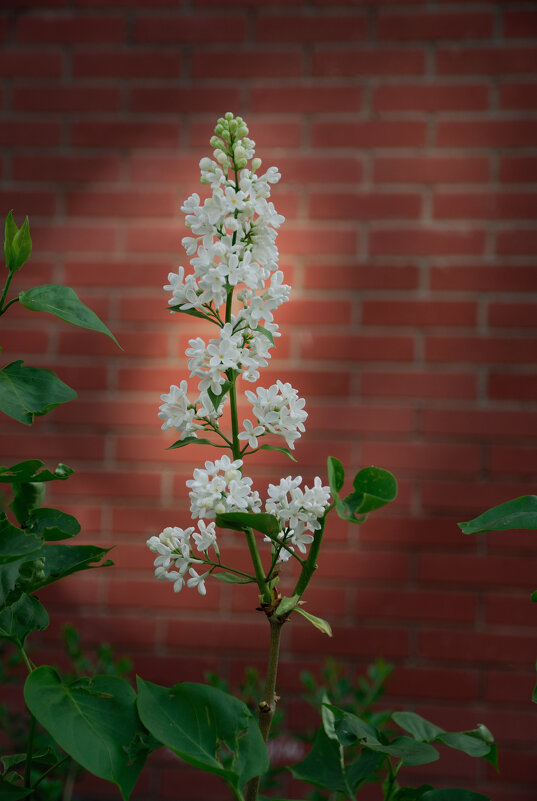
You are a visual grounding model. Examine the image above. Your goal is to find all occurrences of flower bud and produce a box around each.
[234,144,246,160]
[235,158,247,169]
[225,111,234,121]
[251,157,262,172]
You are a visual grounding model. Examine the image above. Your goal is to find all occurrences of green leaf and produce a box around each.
[351,466,398,515]
[436,730,492,759]
[275,594,300,618]
[25,667,152,801]
[422,791,490,801]
[294,607,332,637]
[137,679,268,797]
[0,778,33,800]
[4,211,32,271]
[346,748,383,792]
[531,590,537,602]
[256,443,297,462]
[19,284,119,346]
[0,513,42,565]
[169,304,211,321]
[392,711,445,742]
[256,325,275,346]
[0,459,73,484]
[27,507,81,541]
[0,592,49,647]
[327,456,345,494]
[0,361,77,425]
[168,436,217,450]
[28,544,112,592]
[459,495,537,534]
[0,558,29,605]
[207,381,231,413]
[290,726,347,794]
[381,737,439,767]
[1,748,58,772]
[216,511,281,539]
[9,481,45,525]
[212,572,255,584]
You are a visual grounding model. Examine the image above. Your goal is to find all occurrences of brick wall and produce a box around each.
[1,1,537,799]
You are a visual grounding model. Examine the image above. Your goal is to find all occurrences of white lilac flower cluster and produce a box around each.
[147,522,218,595]
[158,112,298,450]
[265,476,332,562]
[149,113,332,595]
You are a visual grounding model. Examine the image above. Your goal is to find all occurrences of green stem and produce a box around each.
[0,269,16,315]
[32,754,70,789]
[245,614,285,801]
[245,528,271,604]
[24,714,36,787]
[198,556,256,583]
[292,504,334,599]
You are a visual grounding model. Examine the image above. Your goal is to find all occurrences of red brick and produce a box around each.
[291,622,409,658]
[378,11,493,40]
[370,228,485,256]
[64,260,171,287]
[497,229,537,255]
[300,333,415,362]
[390,666,479,702]
[488,303,537,328]
[49,364,108,392]
[0,190,56,217]
[309,192,421,220]
[362,299,477,327]
[107,579,221,611]
[255,13,366,42]
[277,226,358,256]
[0,17,6,43]
[361,370,476,400]
[128,154,203,184]
[191,49,302,78]
[166,620,266,653]
[430,265,537,293]
[54,400,155,428]
[13,85,120,113]
[0,50,63,77]
[307,404,415,434]
[73,50,182,78]
[251,85,362,114]
[437,46,537,76]
[434,191,537,220]
[269,155,363,184]
[500,156,537,184]
[422,480,533,513]
[59,330,166,358]
[16,14,125,43]
[358,515,470,548]
[500,83,537,110]
[355,588,475,623]
[276,299,352,326]
[312,47,425,76]
[56,470,161,499]
[65,190,176,218]
[130,87,240,114]
[0,433,104,461]
[0,120,62,147]
[71,120,181,149]
[124,225,184,254]
[304,263,419,290]
[488,374,537,401]
[133,15,246,43]
[422,408,537,439]
[419,553,536,589]
[504,9,537,38]
[13,155,121,183]
[485,670,536,704]
[374,83,489,112]
[361,441,481,475]
[313,120,427,148]
[437,119,537,148]
[426,335,537,364]
[31,224,117,253]
[419,629,535,666]
[488,445,537,476]
[486,594,537,627]
[374,156,489,184]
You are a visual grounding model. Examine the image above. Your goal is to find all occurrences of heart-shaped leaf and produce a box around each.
[0,361,77,425]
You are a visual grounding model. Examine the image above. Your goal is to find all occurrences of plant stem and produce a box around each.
[24,714,37,787]
[245,614,285,801]
[245,527,271,604]
[32,754,70,789]
[0,269,15,315]
[292,504,334,599]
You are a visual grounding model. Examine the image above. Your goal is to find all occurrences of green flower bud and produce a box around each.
[238,126,249,138]
[210,135,222,149]
[252,157,262,172]
[225,111,234,121]
[234,145,246,160]
[235,158,247,169]
[215,151,229,167]
[229,119,238,134]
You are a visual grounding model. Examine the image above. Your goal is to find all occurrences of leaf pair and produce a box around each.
[327,457,397,524]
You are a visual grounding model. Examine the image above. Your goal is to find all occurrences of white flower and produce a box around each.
[245,380,307,449]
[187,568,209,595]
[193,520,219,555]
[158,381,200,438]
[238,419,265,449]
[186,455,261,519]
